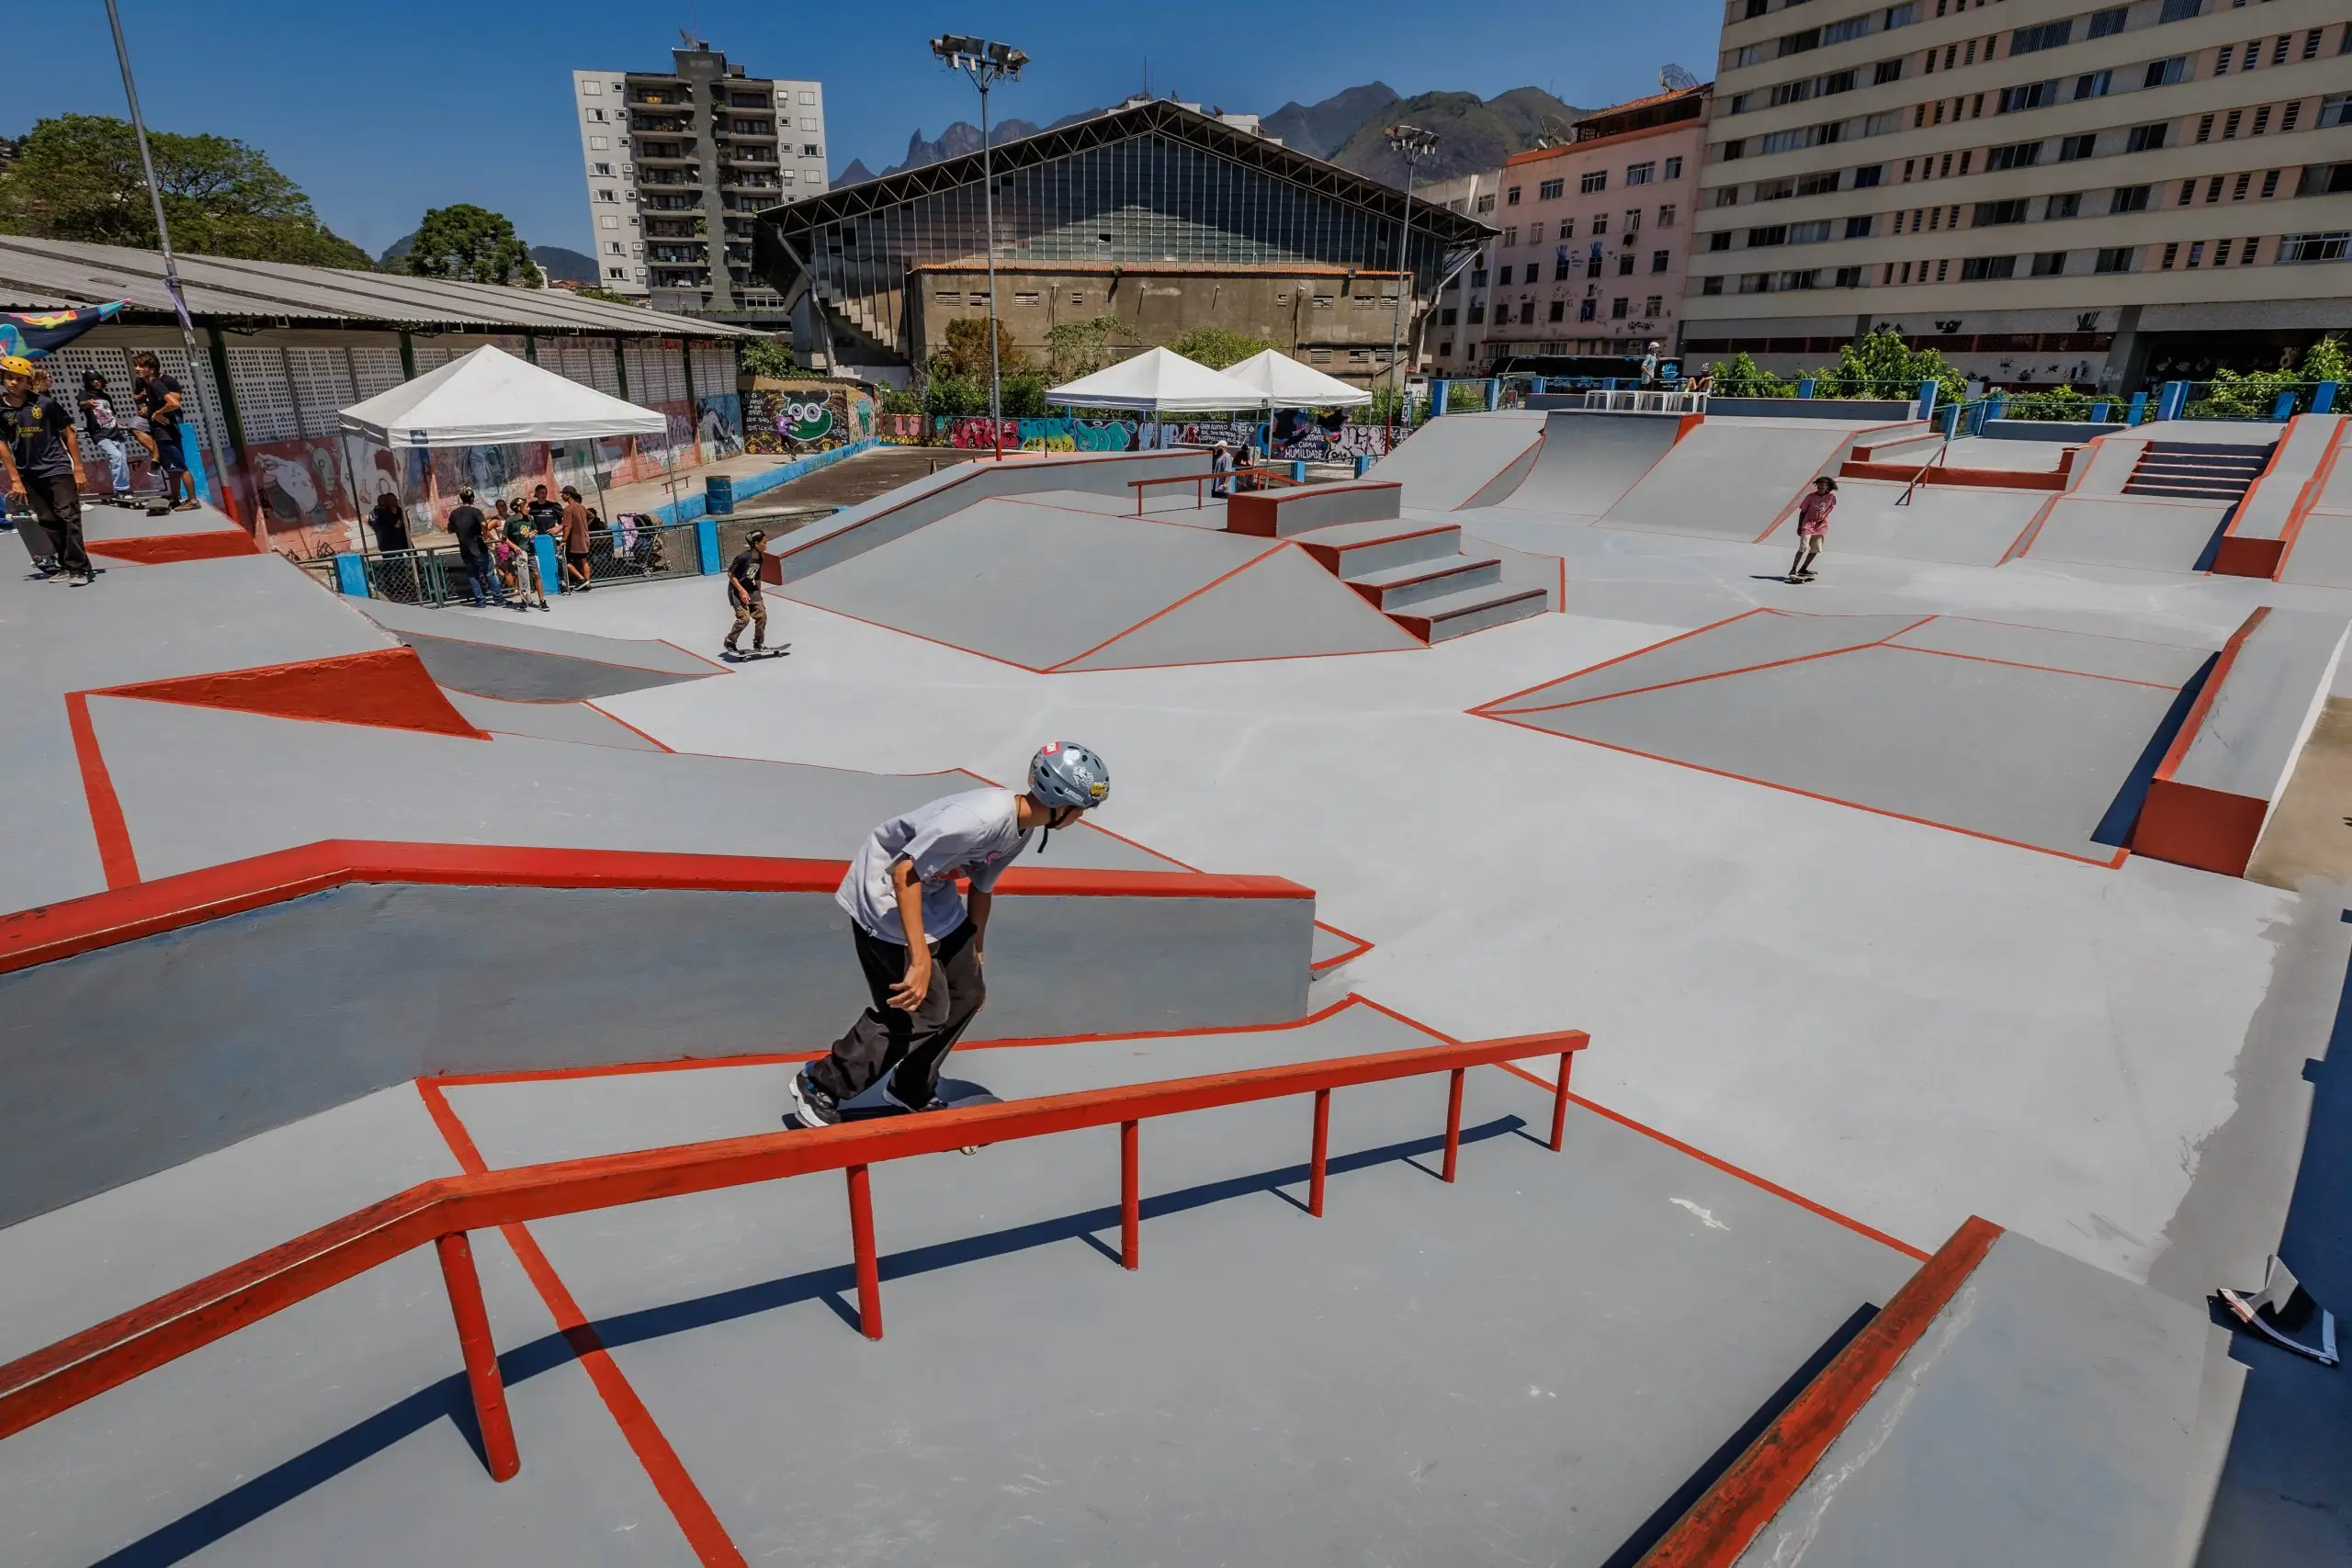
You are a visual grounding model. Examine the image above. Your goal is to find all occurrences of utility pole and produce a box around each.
[932,35,1029,460]
[1383,124,1440,435]
[104,0,232,527]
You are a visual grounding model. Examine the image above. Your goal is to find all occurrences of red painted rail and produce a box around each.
[0,1028,1587,1481]
[1126,466,1302,513]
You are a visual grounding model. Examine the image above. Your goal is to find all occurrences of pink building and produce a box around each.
[1432,85,1713,373]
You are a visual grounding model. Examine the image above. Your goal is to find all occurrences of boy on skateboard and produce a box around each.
[723,528,773,657]
[789,743,1112,1128]
[1786,476,1837,583]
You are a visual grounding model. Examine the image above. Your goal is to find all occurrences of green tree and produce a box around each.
[1168,326,1275,369]
[876,385,922,415]
[405,204,542,287]
[1043,314,1129,379]
[928,315,1034,383]
[0,113,371,268]
[1708,351,1793,398]
[1001,372,1049,418]
[922,373,988,418]
[2003,383,2092,420]
[2188,336,2351,418]
[740,337,797,378]
[1807,329,1963,403]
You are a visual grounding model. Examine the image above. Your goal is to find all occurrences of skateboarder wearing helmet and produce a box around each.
[789,742,1112,1128]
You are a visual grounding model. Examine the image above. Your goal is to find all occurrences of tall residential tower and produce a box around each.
[572,42,828,322]
[1685,0,2351,389]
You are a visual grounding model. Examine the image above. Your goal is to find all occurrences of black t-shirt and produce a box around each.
[4,393,79,480]
[728,547,764,597]
[138,374,185,438]
[79,389,123,441]
[526,499,564,534]
[447,504,489,555]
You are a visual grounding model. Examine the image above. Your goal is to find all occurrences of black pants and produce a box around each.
[809,919,986,1105]
[25,473,88,572]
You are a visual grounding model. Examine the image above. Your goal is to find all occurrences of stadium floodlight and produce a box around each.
[1382,125,1442,423]
[929,36,1030,457]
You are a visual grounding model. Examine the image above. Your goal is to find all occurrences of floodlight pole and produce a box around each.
[933,37,1028,461]
[1383,125,1439,435]
[104,0,229,526]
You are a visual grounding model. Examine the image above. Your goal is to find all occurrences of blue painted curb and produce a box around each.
[650,439,879,525]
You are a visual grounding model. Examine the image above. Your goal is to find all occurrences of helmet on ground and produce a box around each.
[1028,741,1110,810]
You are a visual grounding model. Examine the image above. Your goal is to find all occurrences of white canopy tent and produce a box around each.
[1045,346,1271,414]
[338,344,679,523]
[1220,348,1373,409]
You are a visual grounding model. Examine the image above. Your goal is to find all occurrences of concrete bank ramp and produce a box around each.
[2018,494,2231,574]
[1364,412,1545,511]
[1757,478,2046,568]
[1599,416,1898,543]
[2278,418,2352,586]
[352,595,725,700]
[1498,410,1686,522]
[780,496,1421,671]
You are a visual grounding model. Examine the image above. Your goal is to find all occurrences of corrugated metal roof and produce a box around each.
[0,236,758,337]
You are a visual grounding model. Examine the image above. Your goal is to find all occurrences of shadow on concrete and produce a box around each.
[1594,1302,1881,1568]
[2196,910,2352,1566]
[2093,652,2215,851]
[89,1117,1524,1566]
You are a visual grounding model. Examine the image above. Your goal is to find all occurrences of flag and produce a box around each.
[0,301,127,358]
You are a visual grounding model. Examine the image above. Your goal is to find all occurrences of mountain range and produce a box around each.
[853,82,1589,190]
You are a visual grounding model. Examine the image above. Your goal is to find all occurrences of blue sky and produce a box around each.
[15,0,1726,258]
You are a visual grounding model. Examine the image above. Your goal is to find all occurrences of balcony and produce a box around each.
[638,170,702,188]
[640,194,700,212]
[630,113,691,134]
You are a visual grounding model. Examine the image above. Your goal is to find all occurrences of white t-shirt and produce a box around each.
[836,787,1033,944]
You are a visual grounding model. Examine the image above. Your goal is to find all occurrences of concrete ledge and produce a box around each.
[1224,480,1400,537]
[2135,606,2350,877]
[1980,418,2119,443]
[2213,412,2345,578]
[1838,460,2067,491]
[0,844,1317,1225]
[1705,398,1917,421]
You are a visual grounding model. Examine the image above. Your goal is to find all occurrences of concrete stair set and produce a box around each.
[2124,440,2269,502]
[1227,481,1548,642]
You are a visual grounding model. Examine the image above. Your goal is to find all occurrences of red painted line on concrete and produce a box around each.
[2273,422,2351,581]
[1475,608,1773,714]
[1750,421,1920,546]
[1634,1216,2001,1567]
[1490,614,1938,717]
[86,647,485,739]
[416,1082,749,1568]
[2153,605,2264,789]
[1046,541,1294,671]
[1472,708,2132,869]
[655,638,734,676]
[0,842,1309,977]
[1883,642,2183,691]
[582,702,677,752]
[778,597,1052,673]
[63,693,141,890]
[1310,919,1375,973]
[84,528,262,564]
[1494,1060,1932,1261]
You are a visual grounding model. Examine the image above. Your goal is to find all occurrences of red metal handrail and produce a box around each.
[0,1029,1588,1483]
[1125,466,1302,513]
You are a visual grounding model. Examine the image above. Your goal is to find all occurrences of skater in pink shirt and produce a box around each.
[1786,476,1837,583]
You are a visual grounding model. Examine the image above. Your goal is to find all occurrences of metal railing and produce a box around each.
[1580,389,1708,415]
[1126,465,1302,513]
[574,520,702,588]
[358,547,463,606]
[0,1029,1587,1481]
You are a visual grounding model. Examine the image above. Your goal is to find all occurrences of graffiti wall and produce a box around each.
[941,415,1141,452]
[1269,411,1396,462]
[877,413,925,445]
[745,381,876,456]
[696,394,744,462]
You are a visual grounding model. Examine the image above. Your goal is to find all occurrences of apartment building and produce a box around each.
[1425,86,1713,373]
[572,43,828,321]
[1686,0,2352,389]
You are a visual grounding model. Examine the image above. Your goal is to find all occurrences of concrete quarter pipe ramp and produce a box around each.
[1598,417,1893,543]
[1498,410,1687,522]
[1476,609,2212,863]
[1365,412,1545,511]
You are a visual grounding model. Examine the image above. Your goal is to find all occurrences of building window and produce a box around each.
[2088,6,2127,39]
[1875,59,1905,85]
[798,90,817,104]
[2280,232,2351,263]
[1619,253,1636,276]
[2030,250,2067,276]
[2298,164,2352,197]
[2261,169,2282,197]
[2049,192,2083,218]
[1846,215,1874,238]
[1438,342,1453,358]
[1710,231,1733,251]
[2111,184,2152,212]
[1476,193,1497,213]
[1997,82,2059,114]
[1702,276,1724,295]
[1508,186,1522,205]
[1593,215,1608,235]
[1579,298,1598,320]
[1974,198,2031,225]
[1440,307,1458,326]
[2143,57,2188,88]
[1611,297,1629,319]
[1986,141,2043,172]
[2125,123,2168,153]
[588,135,610,151]
[1651,249,1671,271]
[1549,300,1566,321]
[2011,19,2073,54]
[1556,259,1574,280]
[1467,303,1486,324]
[1835,265,1864,287]
[1790,220,1831,243]
[1644,295,1663,316]
[2074,70,2112,100]
[1519,301,1536,324]
[1854,164,1884,188]
[2095,245,2135,273]
[1748,225,1789,247]
[1581,170,1607,194]
[1739,272,1771,294]
[1539,178,1565,199]
[1627,162,1656,186]
[1659,205,1677,227]
[599,214,620,229]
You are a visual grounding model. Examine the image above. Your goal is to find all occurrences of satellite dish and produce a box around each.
[1659,63,1701,92]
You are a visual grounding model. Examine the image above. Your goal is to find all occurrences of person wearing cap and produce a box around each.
[559,484,594,592]
[789,743,1114,1128]
[1209,439,1235,499]
[446,486,503,608]
[1786,475,1838,584]
[723,527,771,655]
[2,355,98,582]
[1641,342,1662,387]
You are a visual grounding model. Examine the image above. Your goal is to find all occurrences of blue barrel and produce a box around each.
[705,474,736,515]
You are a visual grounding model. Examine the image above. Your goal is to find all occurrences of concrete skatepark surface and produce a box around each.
[10,405,2352,1563]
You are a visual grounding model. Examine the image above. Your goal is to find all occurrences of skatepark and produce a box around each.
[7,397,2352,1565]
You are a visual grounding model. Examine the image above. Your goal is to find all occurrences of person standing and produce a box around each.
[1209,439,1235,499]
[447,486,503,607]
[1641,341,1662,387]
[501,499,550,610]
[723,527,770,656]
[131,352,198,513]
[526,483,564,541]
[77,372,130,501]
[788,744,1112,1128]
[1786,476,1838,583]
[559,484,594,592]
[2,355,98,583]
[366,491,411,553]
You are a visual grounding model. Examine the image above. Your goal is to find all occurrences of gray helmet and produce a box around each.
[1028,741,1109,811]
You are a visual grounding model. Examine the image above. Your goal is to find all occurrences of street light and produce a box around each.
[1384,123,1440,433]
[931,34,1029,460]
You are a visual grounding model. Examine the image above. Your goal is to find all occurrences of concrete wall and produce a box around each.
[0,881,1314,1226]
[1705,397,1917,421]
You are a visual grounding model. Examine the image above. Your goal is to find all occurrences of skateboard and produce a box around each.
[720,645,791,662]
